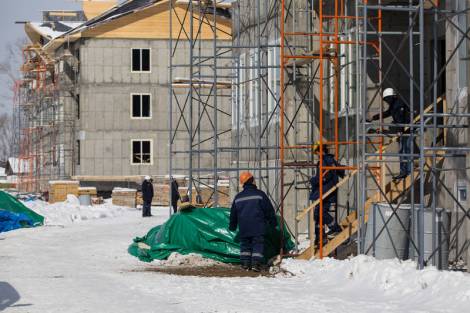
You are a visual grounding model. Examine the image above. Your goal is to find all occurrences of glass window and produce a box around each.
[132,140,152,165]
[132,49,141,72]
[131,94,151,118]
[267,45,280,124]
[249,51,259,127]
[232,53,246,130]
[131,48,150,72]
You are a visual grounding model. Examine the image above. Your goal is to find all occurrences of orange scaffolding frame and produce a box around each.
[280,0,383,258]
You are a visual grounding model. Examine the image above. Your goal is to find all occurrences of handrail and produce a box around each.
[296,97,442,222]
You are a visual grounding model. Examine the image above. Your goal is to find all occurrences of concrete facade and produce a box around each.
[74,38,230,183]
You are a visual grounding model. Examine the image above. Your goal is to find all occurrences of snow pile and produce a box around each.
[283,255,470,308]
[157,252,224,267]
[24,195,133,226]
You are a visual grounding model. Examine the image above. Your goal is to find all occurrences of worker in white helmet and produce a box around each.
[367,88,418,180]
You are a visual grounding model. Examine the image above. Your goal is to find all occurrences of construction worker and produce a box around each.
[141,176,154,217]
[309,142,344,246]
[170,177,180,214]
[229,172,277,271]
[367,88,418,180]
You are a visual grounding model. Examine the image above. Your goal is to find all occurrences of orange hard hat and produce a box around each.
[239,171,254,185]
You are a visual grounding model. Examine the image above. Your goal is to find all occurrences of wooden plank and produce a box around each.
[310,157,444,258]
[176,0,233,9]
[172,82,231,89]
[297,98,444,259]
[72,175,144,182]
[296,98,441,222]
[285,49,337,67]
[83,1,118,20]
[296,170,357,221]
[82,2,231,40]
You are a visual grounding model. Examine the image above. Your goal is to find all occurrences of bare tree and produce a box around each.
[0,38,27,160]
[0,113,13,160]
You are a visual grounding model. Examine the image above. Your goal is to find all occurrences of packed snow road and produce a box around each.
[1,205,469,313]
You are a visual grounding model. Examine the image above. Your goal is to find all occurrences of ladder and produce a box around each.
[296,98,443,260]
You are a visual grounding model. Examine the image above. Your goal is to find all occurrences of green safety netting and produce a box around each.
[128,207,294,263]
[0,191,44,231]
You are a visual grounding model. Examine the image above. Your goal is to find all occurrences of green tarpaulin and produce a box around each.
[128,207,294,263]
[0,191,44,226]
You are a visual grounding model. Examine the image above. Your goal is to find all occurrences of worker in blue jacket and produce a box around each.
[229,172,277,271]
[310,143,344,246]
[367,88,419,180]
[141,176,154,217]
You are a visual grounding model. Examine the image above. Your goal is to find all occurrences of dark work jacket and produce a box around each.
[372,96,411,133]
[309,153,345,203]
[171,180,180,203]
[229,184,278,238]
[142,180,154,202]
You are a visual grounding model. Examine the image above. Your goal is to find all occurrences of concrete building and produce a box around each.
[19,0,231,192]
[227,0,469,266]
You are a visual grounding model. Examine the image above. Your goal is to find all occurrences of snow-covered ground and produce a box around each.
[23,195,135,225]
[1,202,469,313]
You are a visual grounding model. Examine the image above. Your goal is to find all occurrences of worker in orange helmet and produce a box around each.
[229,171,277,271]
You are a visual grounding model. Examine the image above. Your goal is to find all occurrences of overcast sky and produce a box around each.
[1,0,80,53]
[0,0,81,114]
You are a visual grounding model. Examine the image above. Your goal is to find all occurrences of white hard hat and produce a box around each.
[144,175,151,180]
[383,88,396,99]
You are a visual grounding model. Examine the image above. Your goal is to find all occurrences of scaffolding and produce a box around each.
[17,44,78,192]
[170,0,469,269]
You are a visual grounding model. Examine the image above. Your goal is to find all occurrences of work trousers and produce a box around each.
[171,200,178,214]
[240,235,264,265]
[142,200,152,217]
[399,133,420,176]
[399,135,411,175]
[314,197,336,239]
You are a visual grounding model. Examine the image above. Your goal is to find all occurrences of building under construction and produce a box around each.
[16,0,231,197]
[13,0,469,269]
[169,0,469,270]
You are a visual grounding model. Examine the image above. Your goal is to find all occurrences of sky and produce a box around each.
[0,0,81,114]
[1,0,80,55]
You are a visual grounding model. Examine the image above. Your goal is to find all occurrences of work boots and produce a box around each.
[251,261,262,272]
[326,224,342,237]
[393,172,408,181]
[241,261,251,271]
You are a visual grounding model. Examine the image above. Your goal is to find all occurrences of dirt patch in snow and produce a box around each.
[135,264,273,277]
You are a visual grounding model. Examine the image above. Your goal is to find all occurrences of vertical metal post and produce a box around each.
[418,0,425,269]
[256,0,262,190]
[168,0,174,216]
[213,1,219,206]
[409,0,416,261]
[319,0,325,258]
[359,0,369,254]
[188,0,194,201]
[372,203,376,257]
[280,0,286,256]
[431,1,439,266]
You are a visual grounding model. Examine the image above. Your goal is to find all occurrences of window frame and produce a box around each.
[130,139,153,165]
[249,51,259,127]
[267,43,280,125]
[76,140,80,166]
[131,48,152,73]
[232,53,246,130]
[130,93,153,119]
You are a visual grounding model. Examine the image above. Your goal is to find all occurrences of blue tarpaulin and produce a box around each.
[0,210,34,233]
[0,191,44,233]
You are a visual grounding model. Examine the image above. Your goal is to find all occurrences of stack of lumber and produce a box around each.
[178,185,230,207]
[49,181,79,203]
[78,187,97,196]
[112,188,137,208]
